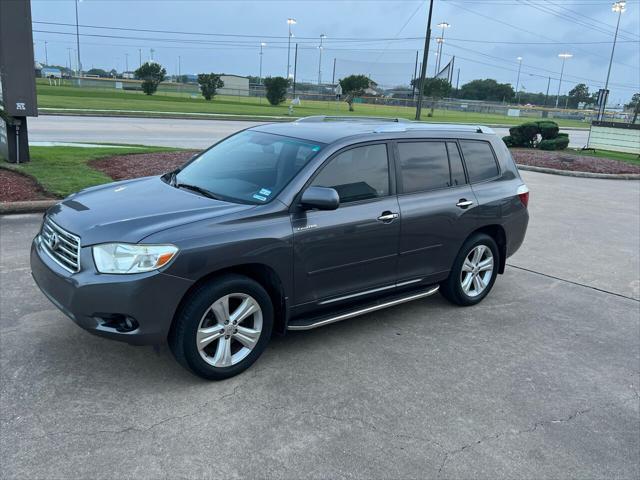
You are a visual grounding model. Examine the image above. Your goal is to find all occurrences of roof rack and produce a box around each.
[295,115,410,123]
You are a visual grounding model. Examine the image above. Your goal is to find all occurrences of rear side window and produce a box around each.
[397,142,450,193]
[311,144,389,203]
[447,142,467,186]
[459,140,499,183]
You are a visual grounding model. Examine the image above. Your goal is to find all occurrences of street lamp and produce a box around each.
[599,0,626,120]
[259,42,266,85]
[515,57,523,104]
[317,34,326,87]
[555,53,573,108]
[286,18,296,79]
[435,22,450,74]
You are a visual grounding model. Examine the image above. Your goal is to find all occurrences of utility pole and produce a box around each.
[138,48,142,67]
[292,43,298,97]
[125,53,129,73]
[286,18,296,79]
[67,48,72,73]
[415,0,434,120]
[599,0,626,121]
[259,43,266,84]
[74,0,82,80]
[150,48,155,61]
[515,57,523,104]
[178,55,181,81]
[44,41,48,65]
[332,58,336,86]
[545,76,551,106]
[411,50,418,98]
[317,34,326,88]
[455,68,460,96]
[555,53,572,108]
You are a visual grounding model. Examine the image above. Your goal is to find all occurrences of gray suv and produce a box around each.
[31,117,529,380]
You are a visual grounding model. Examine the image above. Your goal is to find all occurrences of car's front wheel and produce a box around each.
[169,274,273,380]
[440,233,499,306]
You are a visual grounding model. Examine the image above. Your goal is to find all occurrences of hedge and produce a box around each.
[538,136,570,151]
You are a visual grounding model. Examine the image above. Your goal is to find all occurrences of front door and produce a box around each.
[291,143,400,306]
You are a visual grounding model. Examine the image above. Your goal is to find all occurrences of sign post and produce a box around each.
[0,0,38,163]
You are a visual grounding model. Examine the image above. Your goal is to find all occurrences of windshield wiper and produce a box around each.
[175,183,225,201]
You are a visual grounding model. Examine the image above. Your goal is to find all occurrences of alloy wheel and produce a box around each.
[459,245,494,298]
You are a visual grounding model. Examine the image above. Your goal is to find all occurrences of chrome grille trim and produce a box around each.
[39,217,81,273]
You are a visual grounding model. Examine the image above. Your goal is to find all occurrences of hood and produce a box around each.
[46,177,255,245]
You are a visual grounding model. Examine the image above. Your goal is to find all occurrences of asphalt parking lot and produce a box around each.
[1,171,639,479]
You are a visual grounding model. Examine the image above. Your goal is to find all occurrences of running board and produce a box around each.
[287,285,440,331]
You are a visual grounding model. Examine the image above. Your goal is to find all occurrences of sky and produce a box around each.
[31,0,640,104]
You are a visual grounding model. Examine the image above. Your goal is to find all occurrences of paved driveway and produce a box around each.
[1,171,638,479]
[28,115,590,149]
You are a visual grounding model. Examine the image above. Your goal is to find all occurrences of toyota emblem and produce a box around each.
[48,232,59,250]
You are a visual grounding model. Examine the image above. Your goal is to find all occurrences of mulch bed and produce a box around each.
[90,150,199,181]
[512,149,640,174]
[0,168,56,202]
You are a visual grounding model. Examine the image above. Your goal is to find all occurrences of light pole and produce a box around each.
[286,18,296,79]
[125,53,129,73]
[75,0,82,79]
[259,42,266,85]
[44,41,48,65]
[435,22,450,74]
[515,57,523,104]
[138,48,142,68]
[317,34,326,87]
[555,53,572,108]
[599,0,626,120]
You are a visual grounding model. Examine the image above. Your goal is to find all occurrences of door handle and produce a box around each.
[456,199,473,208]
[377,212,399,222]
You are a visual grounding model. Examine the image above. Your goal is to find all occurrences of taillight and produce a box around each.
[517,185,529,207]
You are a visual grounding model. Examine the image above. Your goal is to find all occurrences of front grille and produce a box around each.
[40,217,81,273]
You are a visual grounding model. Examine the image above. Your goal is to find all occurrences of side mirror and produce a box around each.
[300,186,340,211]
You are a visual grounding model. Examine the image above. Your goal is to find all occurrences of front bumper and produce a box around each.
[30,237,194,345]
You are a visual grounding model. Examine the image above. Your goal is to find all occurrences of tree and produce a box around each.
[459,79,515,102]
[567,83,591,109]
[134,62,166,95]
[410,77,451,98]
[339,74,371,111]
[197,73,224,101]
[263,76,290,105]
[625,93,639,124]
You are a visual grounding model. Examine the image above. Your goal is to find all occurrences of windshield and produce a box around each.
[174,131,324,204]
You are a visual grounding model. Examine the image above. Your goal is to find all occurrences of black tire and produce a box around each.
[169,274,273,380]
[440,233,499,306]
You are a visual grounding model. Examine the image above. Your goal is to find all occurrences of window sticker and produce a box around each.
[252,194,267,202]
[259,188,272,196]
[312,145,321,152]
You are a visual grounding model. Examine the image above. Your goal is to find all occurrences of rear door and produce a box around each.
[395,139,478,283]
[291,142,401,306]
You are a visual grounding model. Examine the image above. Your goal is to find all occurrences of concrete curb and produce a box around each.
[517,164,640,180]
[0,200,57,215]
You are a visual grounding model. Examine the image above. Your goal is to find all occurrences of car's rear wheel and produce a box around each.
[440,233,499,306]
[169,274,273,380]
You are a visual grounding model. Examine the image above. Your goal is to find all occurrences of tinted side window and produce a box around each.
[397,142,450,193]
[311,144,389,203]
[447,142,467,186]
[459,141,499,183]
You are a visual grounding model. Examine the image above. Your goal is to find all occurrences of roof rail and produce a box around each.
[295,115,410,124]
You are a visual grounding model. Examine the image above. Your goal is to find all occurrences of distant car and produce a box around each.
[31,116,529,380]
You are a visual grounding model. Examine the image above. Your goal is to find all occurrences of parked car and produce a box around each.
[31,116,529,380]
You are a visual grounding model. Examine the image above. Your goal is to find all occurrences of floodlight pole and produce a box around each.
[555,53,572,109]
[286,18,296,79]
[292,43,298,97]
[415,0,434,120]
[599,1,626,121]
[515,57,523,104]
[317,34,326,88]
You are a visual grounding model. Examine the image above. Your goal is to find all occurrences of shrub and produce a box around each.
[197,73,224,100]
[134,62,166,96]
[538,137,569,151]
[502,135,515,147]
[508,122,539,148]
[264,77,290,105]
[535,120,560,140]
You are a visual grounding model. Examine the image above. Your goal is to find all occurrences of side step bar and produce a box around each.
[287,285,439,331]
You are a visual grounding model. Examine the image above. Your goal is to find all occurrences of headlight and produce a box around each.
[92,243,178,274]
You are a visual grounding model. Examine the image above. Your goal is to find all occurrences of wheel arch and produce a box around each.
[170,263,289,339]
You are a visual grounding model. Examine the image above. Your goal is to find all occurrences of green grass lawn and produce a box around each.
[37,84,589,128]
[564,148,640,166]
[2,145,178,197]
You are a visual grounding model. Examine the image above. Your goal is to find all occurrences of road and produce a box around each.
[28,115,591,149]
[1,171,638,479]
